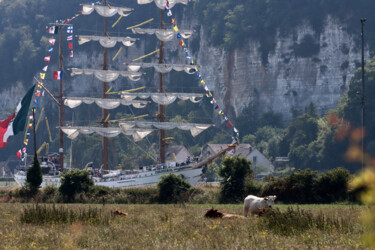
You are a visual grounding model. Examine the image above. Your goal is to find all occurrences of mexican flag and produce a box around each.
[0,85,36,148]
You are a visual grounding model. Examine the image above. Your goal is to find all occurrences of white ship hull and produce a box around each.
[14,166,202,188]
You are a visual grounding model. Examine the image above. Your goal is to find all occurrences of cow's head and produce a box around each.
[263,195,277,208]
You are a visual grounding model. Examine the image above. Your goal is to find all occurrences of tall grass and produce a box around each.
[262,207,354,235]
[20,204,110,225]
[0,204,366,249]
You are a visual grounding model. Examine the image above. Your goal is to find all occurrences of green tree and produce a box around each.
[157,174,192,203]
[26,153,42,193]
[202,162,220,182]
[59,170,94,202]
[219,156,253,203]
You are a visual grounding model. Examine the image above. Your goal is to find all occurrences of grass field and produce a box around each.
[0,203,368,249]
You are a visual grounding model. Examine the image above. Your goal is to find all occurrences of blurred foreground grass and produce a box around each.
[0,203,367,249]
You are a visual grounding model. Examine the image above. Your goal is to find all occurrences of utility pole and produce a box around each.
[361,18,367,168]
[158,8,166,164]
[102,0,109,171]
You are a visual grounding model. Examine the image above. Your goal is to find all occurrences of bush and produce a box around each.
[59,170,94,202]
[261,168,352,203]
[157,174,192,203]
[244,178,263,197]
[315,167,350,203]
[219,156,253,203]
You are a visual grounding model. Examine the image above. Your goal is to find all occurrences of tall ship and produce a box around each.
[14,0,237,188]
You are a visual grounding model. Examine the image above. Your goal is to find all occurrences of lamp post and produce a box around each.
[360,18,367,168]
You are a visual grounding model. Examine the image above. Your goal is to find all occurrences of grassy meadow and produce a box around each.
[0,203,368,249]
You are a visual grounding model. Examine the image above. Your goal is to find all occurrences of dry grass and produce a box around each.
[0,203,368,249]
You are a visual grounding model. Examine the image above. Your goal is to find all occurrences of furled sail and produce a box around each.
[137,0,189,9]
[131,28,193,42]
[64,97,149,110]
[120,92,203,105]
[70,68,143,82]
[61,126,154,142]
[126,62,198,74]
[119,121,211,137]
[81,4,133,17]
[78,35,137,48]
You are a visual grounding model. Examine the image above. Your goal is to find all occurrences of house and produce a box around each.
[201,144,273,175]
[165,145,193,166]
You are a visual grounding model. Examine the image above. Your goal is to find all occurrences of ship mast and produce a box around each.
[158,9,166,164]
[102,0,109,171]
[52,22,71,171]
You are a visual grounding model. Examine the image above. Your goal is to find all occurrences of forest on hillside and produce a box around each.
[0,0,374,173]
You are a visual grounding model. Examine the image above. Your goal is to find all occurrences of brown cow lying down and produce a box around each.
[112,209,128,217]
[204,208,245,219]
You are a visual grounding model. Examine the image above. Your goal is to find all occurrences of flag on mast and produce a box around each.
[0,85,36,148]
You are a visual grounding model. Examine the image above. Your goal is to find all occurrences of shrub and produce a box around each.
[219,156,253,203]
[26,153,42,193]
[157,174,192,203]
[261,169,318,203]
[244,178,263,197]
[59,170,94,202]
[315,167,350,203]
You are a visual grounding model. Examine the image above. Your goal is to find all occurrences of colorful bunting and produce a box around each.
[67,35,73,41]
[163,1,240,143]
[42,66,48,72]
[44,56,51,62]
[49,38,55,45]
[67,26,73,33]
[40,73,45,79]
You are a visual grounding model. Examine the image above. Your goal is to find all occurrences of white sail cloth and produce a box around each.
[78,35,137,48]
[126,62,198,74]
[132,28,193,42]
[120,92,203,105]
[119,121,211,137]
[81,4,133,17]
[64,97,148,109]
[61,126,154,142]
[137,0,189,9]
[70,68,142,82]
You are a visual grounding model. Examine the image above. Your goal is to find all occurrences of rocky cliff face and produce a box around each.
[0,15,368,123]
[194,16,368,121]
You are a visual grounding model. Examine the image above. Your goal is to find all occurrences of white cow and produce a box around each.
[243,195,277,217]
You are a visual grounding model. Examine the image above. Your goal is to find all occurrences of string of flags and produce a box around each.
[163,1,240,142]
[14,9,82,160]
